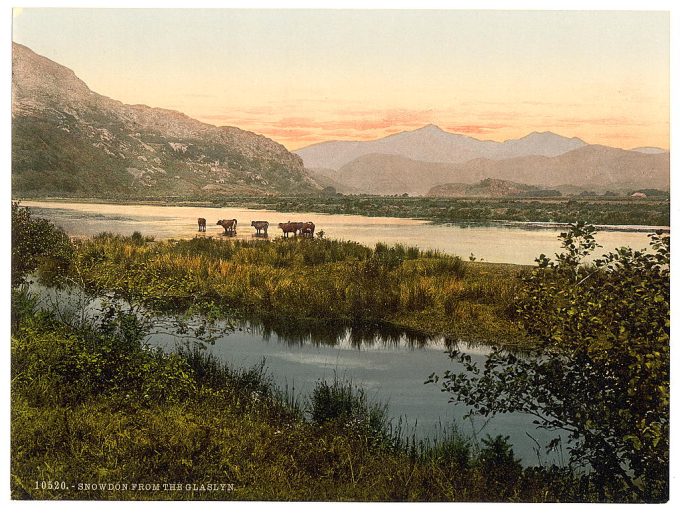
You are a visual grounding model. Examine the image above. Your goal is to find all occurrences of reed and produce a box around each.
[70,234,527,343]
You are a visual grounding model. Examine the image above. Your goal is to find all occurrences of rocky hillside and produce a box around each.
[12,42,318,197]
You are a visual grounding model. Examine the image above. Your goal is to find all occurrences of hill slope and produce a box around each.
[12,42,318,197]
[428,178,551,198]
[334,154,466,196]
[450,145,670,191]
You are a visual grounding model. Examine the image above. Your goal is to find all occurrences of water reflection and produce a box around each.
[24,279,563,465]
[249,318,437,349]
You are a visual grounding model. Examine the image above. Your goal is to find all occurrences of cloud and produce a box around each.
[445,124,508,134]
[554,116,643,127]
[258,128,316,138]
[266,108,434,133]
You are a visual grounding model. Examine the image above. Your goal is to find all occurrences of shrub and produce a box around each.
[11,202,74,287]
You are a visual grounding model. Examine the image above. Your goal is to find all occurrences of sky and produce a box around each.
[11,7,671,151]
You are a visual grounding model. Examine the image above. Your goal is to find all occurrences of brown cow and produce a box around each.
[278,222,297,237]
[217,219,237,235]
[197,217,207,232]
[251,220,269,236]
[291,221,304,235]
[300,221,315,238]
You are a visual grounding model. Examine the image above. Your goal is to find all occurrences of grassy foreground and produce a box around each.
[12,290,591,501]
[15,205,666,501]
[70,233,527,345]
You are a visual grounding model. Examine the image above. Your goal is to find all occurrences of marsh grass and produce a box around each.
[11,296,595,501]
[70,234,526,344]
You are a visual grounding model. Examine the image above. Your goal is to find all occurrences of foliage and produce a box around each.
[428,222,670,501]
[12,296,603,501]
[478,435,523,500]
[10,206,605,501]
[211,194,670,227]
[11,202,74,287]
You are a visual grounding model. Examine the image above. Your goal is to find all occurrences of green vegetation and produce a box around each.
[67,233,525,344]
[429,223,670,502]
[11,206,669,501]
[11,202,74,288]
[12,293,598,501]
[15,192,670,227]
[212,195,670,227]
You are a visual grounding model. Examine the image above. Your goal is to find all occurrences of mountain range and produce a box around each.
[296,125,669,195]
[12,42,317,197]
[296,125,589,170]
[12,42,669,199]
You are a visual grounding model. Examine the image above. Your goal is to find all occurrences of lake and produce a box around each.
[21,200,665,466]
[21,200,665,265]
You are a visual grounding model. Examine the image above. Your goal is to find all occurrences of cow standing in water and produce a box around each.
[300,221,315,238]
[217,219,237,236]
[251,220,269,236]
[197,218,207,232]
[278,222,297,237]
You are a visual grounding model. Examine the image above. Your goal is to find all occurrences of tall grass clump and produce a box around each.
[309,377,391,444]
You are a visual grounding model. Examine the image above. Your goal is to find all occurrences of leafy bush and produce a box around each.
[429,222,670,501]
[11,202,74,287]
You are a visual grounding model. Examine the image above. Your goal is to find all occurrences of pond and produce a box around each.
[153,322,569,467]
[31,280,569,468]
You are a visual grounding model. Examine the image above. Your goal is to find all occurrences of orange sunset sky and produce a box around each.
[12,8,670,151]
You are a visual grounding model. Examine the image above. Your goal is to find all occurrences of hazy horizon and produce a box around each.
[12,8,670,151]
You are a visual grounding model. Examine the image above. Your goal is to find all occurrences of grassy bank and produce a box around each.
[13,205,665,501]
[70,233,527,345]
[11,291,593,501]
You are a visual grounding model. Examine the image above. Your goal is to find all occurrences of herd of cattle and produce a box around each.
[198,217,315,238]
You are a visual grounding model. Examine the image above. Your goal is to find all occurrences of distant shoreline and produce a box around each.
[15,196,670,234]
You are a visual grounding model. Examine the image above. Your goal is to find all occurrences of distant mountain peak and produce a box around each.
[407,124,450,137]
[516,130,584,142]
[418,123,446,132]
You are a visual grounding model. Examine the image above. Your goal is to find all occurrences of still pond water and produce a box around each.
[23,200,667,466]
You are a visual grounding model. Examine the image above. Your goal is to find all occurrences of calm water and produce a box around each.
[30,280,567,467]
[22,200,663,466]
[151,324,568,467]
[21,200,665,265]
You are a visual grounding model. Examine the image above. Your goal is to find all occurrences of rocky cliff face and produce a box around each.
[12,42,318,197]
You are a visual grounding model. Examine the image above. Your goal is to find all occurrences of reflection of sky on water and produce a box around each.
[150,324,565,467]
[22,200,661,265]
[28,279,567,466]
